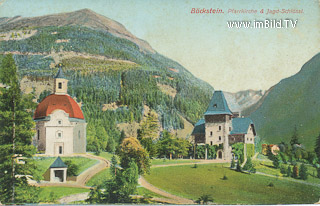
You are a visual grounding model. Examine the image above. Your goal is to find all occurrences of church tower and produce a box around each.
[54,66,68,95]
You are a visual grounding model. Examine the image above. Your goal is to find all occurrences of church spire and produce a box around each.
[54,64,68,95]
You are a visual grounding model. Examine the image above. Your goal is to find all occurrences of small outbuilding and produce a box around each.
[43,157,68,182]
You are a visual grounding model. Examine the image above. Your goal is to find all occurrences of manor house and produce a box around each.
[192,91,256,160]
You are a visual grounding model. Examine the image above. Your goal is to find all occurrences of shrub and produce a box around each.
[299,164,308,180]
[222,175,228,180]
[267,182,274,187]
[230,158,235,169]
[236,161,242,172]
[280,165,287,175]
[64,160,79,177]
[286,165,292,177]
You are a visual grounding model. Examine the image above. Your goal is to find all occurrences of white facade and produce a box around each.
[35,110,86,155]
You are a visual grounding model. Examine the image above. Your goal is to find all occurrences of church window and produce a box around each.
[57,131,63,138]
[250,138,252,141]
[58,82,62,89]
[210,141,213,145]
[219,126,221,131]
[219,136,221,141]
[229,116,232,120]
[59,146,63,154]
[229,127,231,131]
[37,130,40,140]
[210,131,213,136]
[58,120,62,125]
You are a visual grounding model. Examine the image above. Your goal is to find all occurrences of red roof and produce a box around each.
[34,94,84,120]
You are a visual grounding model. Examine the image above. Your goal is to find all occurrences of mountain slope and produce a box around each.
[249,52,320,149]
[0,9,154,53]
[224,90,264,113]
[0,9,214,144]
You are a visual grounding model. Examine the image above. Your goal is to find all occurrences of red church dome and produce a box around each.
[34,94,84,120]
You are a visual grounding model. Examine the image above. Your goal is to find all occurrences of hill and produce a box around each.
[248,52,320,149]
[0,9,214,150]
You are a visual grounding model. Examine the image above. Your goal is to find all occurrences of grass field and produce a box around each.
[39,186,89,202]
[86,168,112,186]
[151,159,200,166]
[144,164,320,204]
[34,156,98,177]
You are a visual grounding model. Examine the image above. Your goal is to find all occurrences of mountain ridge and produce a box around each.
[0,8,155,54]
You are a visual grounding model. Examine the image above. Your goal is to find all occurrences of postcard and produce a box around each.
[0,0,319,205]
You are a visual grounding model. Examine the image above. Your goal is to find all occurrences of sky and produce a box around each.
[0,0,319,92]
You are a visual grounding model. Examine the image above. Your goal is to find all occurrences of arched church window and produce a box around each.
[58,82,62,89]
[56,131,63,138]
[37,130,40,140]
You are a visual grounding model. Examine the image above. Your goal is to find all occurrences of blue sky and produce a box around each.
[0,0,319,92]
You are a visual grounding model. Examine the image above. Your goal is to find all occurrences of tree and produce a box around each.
[290,126,300,147]
[286,165,292,177]
[314,132,320,161]
[87,160,139,204]
[64,160,79,177]
[299,164,308,180]
[243,158,256,174]
[272,155,281,169]
[117,137,150,175]
[0,54,39,204]
[156,130,179,160]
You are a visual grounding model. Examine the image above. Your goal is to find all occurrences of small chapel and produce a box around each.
[33,67,87,156]
[192,91,256,160]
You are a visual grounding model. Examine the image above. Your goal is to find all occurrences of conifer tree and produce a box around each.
[299,164,308,180]
[290,126,300,147]
[286,165,292,177]
[0,54,39,204]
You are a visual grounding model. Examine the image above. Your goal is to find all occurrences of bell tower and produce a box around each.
[54,65,68,95]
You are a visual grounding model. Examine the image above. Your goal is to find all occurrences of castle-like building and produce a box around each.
[33,67,86,155]
[192,91,256,160]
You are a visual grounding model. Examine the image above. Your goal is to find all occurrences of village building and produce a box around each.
[33,67,86,155]
[43,157,68,182]
[192,91,256,160]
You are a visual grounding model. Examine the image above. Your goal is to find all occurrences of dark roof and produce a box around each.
[191,119,205,135]
[50,157,68,168]
[204,91,232,116]
[55,67,66,79]
[230,117,254,135]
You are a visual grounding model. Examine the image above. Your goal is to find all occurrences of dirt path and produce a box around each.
[58,192,89,204]
[139,176,194,205]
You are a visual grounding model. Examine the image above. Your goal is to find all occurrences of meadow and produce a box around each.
[34,156,98,178]
[144,163,320,204]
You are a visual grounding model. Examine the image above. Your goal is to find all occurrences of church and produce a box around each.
[192,91,256,160]
[33,67,87,155]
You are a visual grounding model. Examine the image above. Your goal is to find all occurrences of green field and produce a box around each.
[151,159,200,166]
[144,164,320,204]
[86,168,112,186]
[39,186,89,203]
[34,156,98,178]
